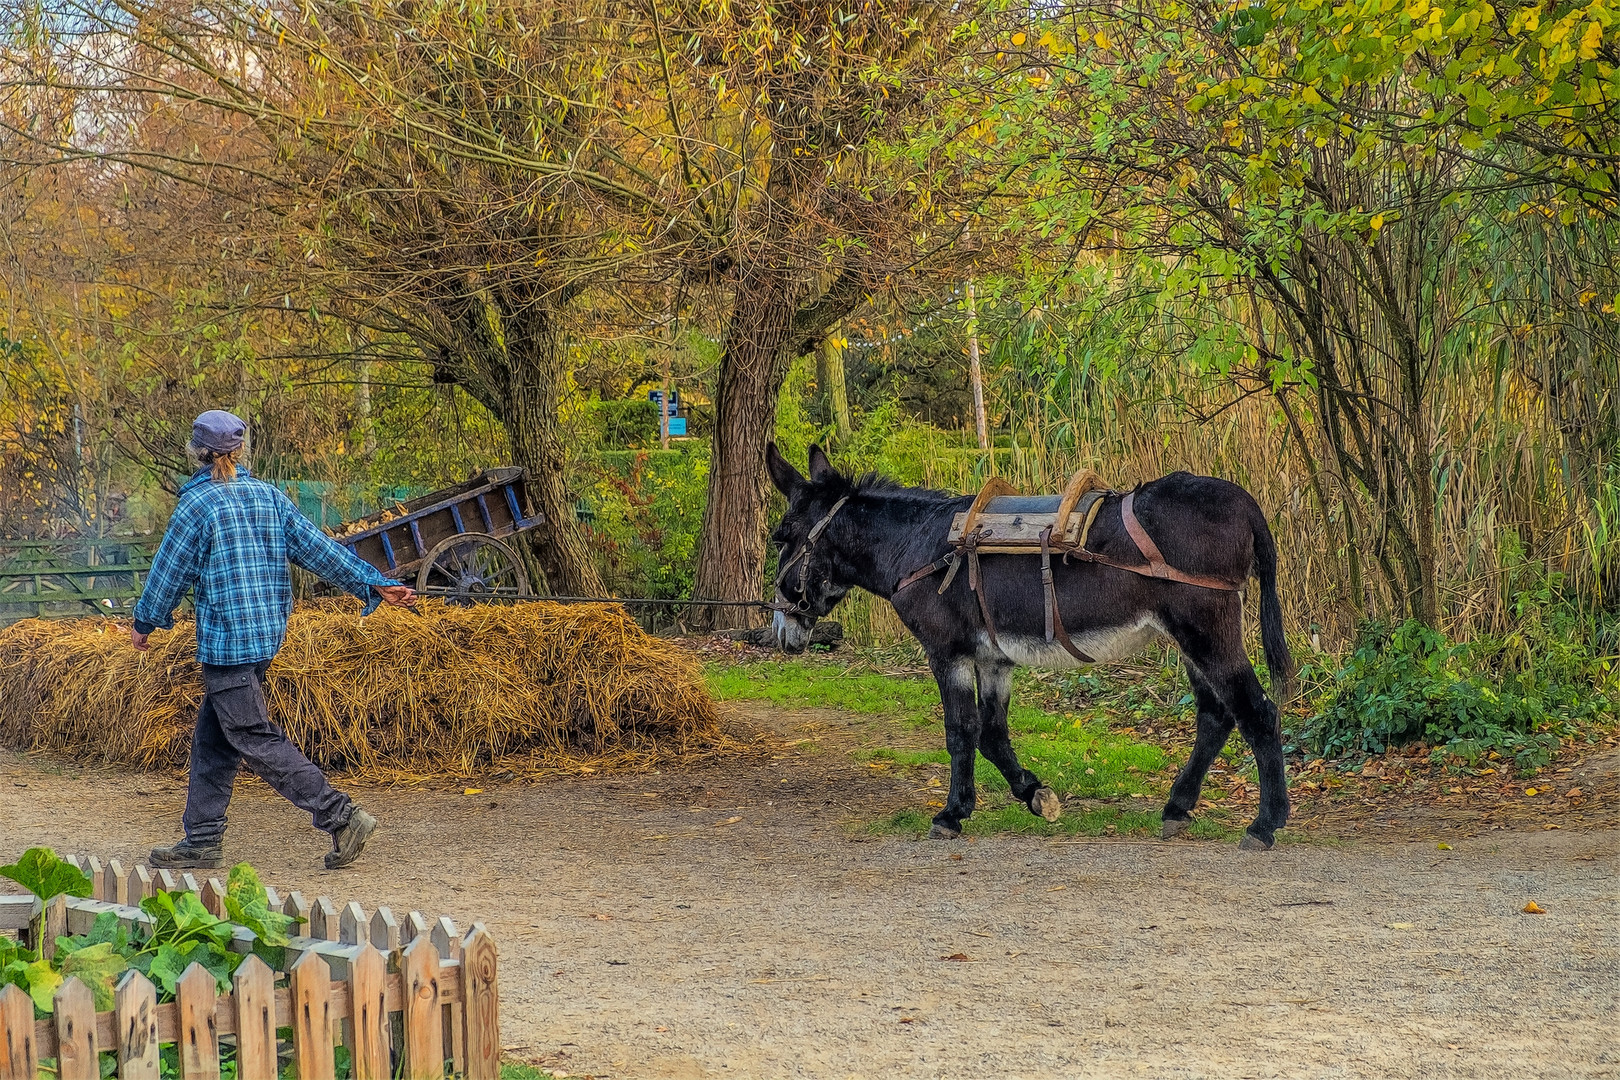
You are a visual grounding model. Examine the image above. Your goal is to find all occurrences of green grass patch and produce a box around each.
[502,1064,566,1080]
[712,657,1194,833]
[864,803,1243,840]
[708,659,944,726]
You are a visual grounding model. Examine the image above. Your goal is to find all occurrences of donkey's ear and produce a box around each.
[766,442,806,497]
[806,444,839,484]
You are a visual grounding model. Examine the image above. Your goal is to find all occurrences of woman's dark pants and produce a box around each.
[182,661,353,845]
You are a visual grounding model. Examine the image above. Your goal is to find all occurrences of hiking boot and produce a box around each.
[148,839,225,869]
[325,808,377,870]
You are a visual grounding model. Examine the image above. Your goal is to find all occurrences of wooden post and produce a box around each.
[283,891,312,933]
[430,918,463,1071]
[311,897,339,942]
[288,951,336,1080]
[113,971,160,1080]
[346,944,389,1080]
[459,926,499,1080]
[37,894,68,959]
[156,870,180,894]
[400,937,444,1080]
[201,879,228,919]
[965,277,989,452]
[232,956,277,1080]
[338,902,367,946]
[369,907,400,953]
[180,873,201,897]
[132,866,155,904]
[52,978,99,1080]
[0,983,39,1080]
[106,859,130,907]
[402,911,429,946]
[86,857,105,901]
[175,962,220,1080]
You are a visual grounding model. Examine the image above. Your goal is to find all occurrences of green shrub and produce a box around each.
[581,447,709,602]
[1295,614,1616,771]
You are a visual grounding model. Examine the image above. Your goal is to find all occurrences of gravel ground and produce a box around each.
[1,705,1614,1080]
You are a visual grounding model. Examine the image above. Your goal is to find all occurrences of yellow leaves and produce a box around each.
[1302,84,1323,104]
[1578,19,1603,58]
[1524,786,1539,795]
[1369,212,1385,229]
[1579,288,1598,305]
[1405,0,1429,18]
[462,787,483,795]
[1436,842,1452,850]
[1522,901,1547,914]
[1011,31,1026,46]
[1094,30,1112,49]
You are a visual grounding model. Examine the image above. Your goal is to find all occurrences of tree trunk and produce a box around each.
[690,267,797,630]
[817,331,852,442]
[478,305,607,598]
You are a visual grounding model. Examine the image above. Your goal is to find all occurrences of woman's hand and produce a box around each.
[378,585,417,608]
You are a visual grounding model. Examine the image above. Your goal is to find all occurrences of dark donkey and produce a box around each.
[766,444,1294,850]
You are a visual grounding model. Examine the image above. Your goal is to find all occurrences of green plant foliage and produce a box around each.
[0,847,93,902]
[1,852,299,1018]
[1297,615,1616,769]
[224,863,297,948]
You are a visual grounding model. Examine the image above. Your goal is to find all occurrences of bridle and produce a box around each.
[771,495,849,616]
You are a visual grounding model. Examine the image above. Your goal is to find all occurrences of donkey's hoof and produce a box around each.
[1238,832,1274,852]
[1161,817,1192,840]
[1031,787,1063,822]
[929,822,962,840]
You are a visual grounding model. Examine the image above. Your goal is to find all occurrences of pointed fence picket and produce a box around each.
[0,856,500,1080]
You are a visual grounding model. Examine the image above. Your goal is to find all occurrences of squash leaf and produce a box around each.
[0,848,92,902]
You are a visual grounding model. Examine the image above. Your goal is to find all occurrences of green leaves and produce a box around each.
[59,943,127,1011]
[140,940,239,998]
[140,890,235,951]
[0,847,93,902]
[223,864,296,948]
[22,958,61,1014]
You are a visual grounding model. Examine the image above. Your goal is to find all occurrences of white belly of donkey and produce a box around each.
[987,616,1166,669]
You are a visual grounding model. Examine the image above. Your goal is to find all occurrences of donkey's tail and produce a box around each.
[1249,501,1294,703]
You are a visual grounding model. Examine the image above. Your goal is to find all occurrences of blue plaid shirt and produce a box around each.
[133,467,399,666]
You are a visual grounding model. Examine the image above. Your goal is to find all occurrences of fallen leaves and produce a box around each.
[714,815,742,827]
[1522,901,1547,915]
[1385,922,1415,929]
[940,953,972,962]
[1436,842,1453,850]
[462,788,483,796]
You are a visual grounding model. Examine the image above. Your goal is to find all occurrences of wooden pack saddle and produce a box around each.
[898,469,1242,663]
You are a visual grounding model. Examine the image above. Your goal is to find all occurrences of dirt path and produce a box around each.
[2,703,1615,1080]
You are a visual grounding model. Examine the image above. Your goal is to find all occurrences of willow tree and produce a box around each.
[0,0,701,593]
[642,0,977,626]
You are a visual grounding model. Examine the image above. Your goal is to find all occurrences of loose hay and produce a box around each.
[0,600,732,780]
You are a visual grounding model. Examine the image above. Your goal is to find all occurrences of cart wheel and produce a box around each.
[416,534,533,605]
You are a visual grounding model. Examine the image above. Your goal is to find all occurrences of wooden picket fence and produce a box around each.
[0,855,499,1080]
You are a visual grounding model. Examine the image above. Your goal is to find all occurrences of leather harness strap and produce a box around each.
[1041,526,1096,663]
[962,527,999,649]
[895,482,1244,648]
[1117,491,1245,591]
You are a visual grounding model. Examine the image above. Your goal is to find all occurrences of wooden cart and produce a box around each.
[333,467,544,604]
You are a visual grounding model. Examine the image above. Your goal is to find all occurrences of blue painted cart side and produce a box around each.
[334,467,543,582]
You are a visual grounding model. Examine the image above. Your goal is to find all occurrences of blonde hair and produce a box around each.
[188,441,242,483]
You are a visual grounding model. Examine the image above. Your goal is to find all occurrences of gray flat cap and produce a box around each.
[192,409,247,453]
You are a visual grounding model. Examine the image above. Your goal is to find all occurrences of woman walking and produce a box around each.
[131,409,416,870]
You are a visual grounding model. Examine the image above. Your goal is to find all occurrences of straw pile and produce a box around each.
[0,600,730,781]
